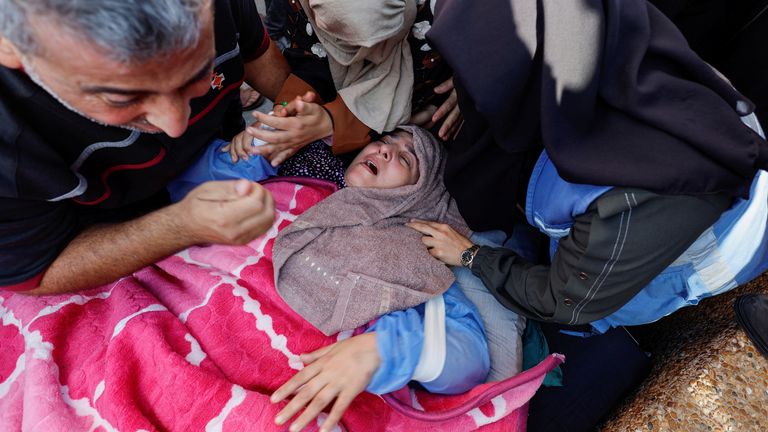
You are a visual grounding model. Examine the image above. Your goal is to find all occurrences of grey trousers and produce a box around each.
[454,231,526,382]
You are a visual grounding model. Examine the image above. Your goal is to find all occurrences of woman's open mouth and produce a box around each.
[364,159,378,175]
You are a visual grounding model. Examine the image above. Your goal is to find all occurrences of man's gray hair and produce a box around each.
[0,0,210,63]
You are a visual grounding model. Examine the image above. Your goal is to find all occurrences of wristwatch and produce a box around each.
[460,245,480,268]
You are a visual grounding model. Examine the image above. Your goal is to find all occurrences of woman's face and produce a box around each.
[344,131,419,188]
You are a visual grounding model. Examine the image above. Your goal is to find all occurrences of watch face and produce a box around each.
[460,249,472,266]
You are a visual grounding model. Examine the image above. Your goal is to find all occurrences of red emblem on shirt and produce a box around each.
[210,72,225,90]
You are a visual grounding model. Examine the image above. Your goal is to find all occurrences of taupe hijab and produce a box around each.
[299,0,417,133]
[273,126,468,335]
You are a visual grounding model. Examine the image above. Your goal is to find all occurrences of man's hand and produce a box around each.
[271,333,380,432]
[406,219,473,266]
[247,92,333,166]
[176,179,275,245]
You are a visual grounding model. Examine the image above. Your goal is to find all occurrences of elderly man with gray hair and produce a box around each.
[0,0,291,295]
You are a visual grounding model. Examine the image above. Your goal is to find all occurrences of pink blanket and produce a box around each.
[0,179,562,431]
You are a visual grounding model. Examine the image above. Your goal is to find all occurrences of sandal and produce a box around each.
[240,85,265,111]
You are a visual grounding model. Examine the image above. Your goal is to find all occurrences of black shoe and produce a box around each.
[734,293,768,359]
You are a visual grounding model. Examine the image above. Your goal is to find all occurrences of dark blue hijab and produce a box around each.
[428,0,766,233]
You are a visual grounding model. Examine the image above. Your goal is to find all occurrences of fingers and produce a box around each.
[271,362,323,404]
[319,392,356,432]
[250,96,332,151]
[226,141,239,163]
[406,219,471,265]
[300,91,320,103]
[251,111,296,132]
[236,141,251,161]
[406,220,445,237]
[183,181,275,244]
[264,96,318,125]
[286,385,339,432]
[232,144,242,163]
[247,119,310,145]
[419,235,457,264]
[432,89,458,124]
[248,121,328,151]
[231,205,275,243]
[247,126,292,145]
[293,98,307,115]
[192,179,251,202]
[276,96,304,119]
[222,180,272,212]
[420,235,438,249]
[249,143,285,165]
[234,179,253,196]
[272,104,288,117]
[273,361,334,430]
[438,107,462,140]
[227,131,256,162]
[425,243,457,264]
[273,371,357,432]
[225,184,275,239]
[276,94,312,117]
[408,219,456,233]
[271,335,378,432]
[300,344,334,365]
[249,142,279,156]
[434,77,455,94]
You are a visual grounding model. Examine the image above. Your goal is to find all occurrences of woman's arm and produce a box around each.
[271,284,489,432]
[367,283,489,394]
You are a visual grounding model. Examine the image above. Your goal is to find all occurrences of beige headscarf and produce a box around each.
[299,0,417,133]
[273,126,469,335]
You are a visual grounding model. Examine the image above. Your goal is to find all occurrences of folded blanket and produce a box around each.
[0,178,559,431]
[274,125,469,335]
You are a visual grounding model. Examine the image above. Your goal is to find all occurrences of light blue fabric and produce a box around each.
[365,283,490,395]
[525,150,611,258]
[459,231,527,382]
[167,138,277,202]
[524,117,768,332]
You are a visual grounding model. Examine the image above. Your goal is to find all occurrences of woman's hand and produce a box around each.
[406,219,473,266]
[221,129,254,163]
[271,333,381,432]
[431,77,463,140]
[247,91,333,166]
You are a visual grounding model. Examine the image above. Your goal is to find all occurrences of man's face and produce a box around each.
[19,9,215,138]
[344,130,419,188]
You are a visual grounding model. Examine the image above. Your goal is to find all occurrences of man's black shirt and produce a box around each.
[0,0,269,290]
